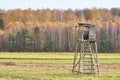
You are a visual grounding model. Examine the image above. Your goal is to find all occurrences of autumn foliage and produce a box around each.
[0,8,119,52]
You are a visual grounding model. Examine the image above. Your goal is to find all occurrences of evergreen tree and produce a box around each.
[21,28,35,52]
[16,32,22,51]
[44,31,52,51]
[34,26,41,52]
[8,33,16,51]
[99,28,115,53]
[8,28,35,52]
[0,18,4,30]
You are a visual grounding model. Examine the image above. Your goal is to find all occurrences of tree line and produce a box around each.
[0,8,119,52]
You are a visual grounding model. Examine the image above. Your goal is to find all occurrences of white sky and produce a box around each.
[0,0,120,10]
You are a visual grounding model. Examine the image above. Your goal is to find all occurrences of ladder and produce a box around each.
[82,41,95,74]
[72,40,99,74]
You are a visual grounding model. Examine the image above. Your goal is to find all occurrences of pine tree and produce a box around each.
[99,28,115,53]
[44,31,52,51]
[0,18,4,30]
[21,28,35,52]
[8,28,35,52]
[34,26,41,52]
[8,33,16,51]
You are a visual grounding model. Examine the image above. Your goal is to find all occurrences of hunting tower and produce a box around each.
[72,23,100,74]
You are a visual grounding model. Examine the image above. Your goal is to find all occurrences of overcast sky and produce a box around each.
[0,0,120,10]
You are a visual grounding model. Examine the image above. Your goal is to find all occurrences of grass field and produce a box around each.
[0,52,120,80]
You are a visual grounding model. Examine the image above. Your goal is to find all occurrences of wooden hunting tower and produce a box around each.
[72,23,100,74]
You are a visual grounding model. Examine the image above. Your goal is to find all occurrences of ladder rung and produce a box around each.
[83,41,89,43]
[83,54,91,55]
[83,68,91,70]
[84,64,94,66]
[83,62,91,64]
[83,59,91,61]
[84,67,94,69]
[84,50,90,52]
[83,68,91,71]
[84,52,90,53]
[83,65,91,66]
[83,61,91,63]
[83,61,91,62]
[84,53,91,55]
[84,46,90,48]
[83,69,91,71]
[83,58,91,59]
[83,60,91,61]
[83,72,95,74]
[84,44,90,46]
[83,64,91,65]
[84,54,91,58]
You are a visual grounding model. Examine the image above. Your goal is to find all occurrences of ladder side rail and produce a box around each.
[95,41,100,75]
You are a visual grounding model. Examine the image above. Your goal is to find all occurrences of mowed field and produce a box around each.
[0,52,120,80]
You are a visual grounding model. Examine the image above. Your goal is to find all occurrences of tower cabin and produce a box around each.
[77,23,96,42]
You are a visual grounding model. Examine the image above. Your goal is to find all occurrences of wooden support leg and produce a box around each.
[95,42,100,75]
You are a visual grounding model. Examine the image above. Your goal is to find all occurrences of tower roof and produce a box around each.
[78,23,95,28]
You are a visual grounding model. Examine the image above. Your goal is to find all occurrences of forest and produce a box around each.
[0,8,119,52]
